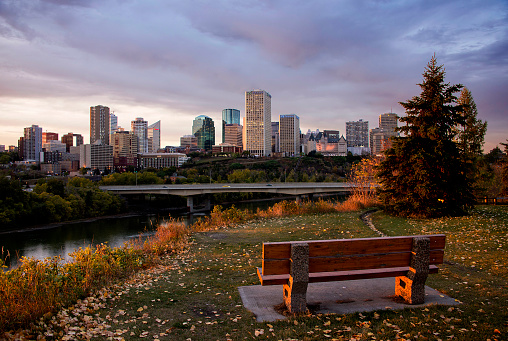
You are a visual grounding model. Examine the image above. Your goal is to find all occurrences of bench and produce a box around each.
[257,234,446,313]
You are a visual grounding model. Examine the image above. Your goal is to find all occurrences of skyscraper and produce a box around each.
[131,117,148,153]
[148,120,161,153]
[379,112,398,138]
[279,114,300,156]
[271,122,280,153]
[90,105,110,145]
[245,90,271,156]
[346,119,369,148]
[112,131,138,168]
[222,109,240,143]
[224,124,243,147]
[192,115,215,151]
[23,125,42,162]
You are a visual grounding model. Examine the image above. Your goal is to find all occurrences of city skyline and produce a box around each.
[0,1,506,151]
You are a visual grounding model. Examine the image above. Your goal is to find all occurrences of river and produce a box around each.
[0,195,346,269]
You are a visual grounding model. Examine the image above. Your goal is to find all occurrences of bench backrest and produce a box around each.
[261,234,446,276]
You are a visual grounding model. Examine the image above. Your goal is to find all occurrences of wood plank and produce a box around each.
[262,234,446,259]
[258,265,440,286]
[262,250,444,275]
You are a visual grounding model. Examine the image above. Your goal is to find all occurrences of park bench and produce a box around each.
[257,234,446,313]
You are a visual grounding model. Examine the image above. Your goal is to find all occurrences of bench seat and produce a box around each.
[257,234,446,313]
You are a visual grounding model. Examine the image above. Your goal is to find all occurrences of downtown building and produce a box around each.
[90,105,110,145]
[222,109,240,143]
[370,112,399,155]
[23,125,43,162]
[131,117,149,153]
[346,119,370,155]
[111,131,138,169]
[244,90,271,156]
[192,115,215,151]
[148,121,161,153]
[61,133,84,152]
[279,114,300,156]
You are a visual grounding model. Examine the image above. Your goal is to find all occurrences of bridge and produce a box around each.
[100,182,355,212]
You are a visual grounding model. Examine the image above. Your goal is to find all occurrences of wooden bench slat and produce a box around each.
[262,249,444,275]
[263,234,446,259]
[258,265,440,286]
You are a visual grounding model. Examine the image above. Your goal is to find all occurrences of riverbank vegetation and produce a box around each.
[0,177,126,231]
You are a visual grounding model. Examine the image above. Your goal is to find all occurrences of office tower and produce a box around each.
[110,113,118,133]
[148,120,161,153]
[370,127,385,155]
[192,115,215,151]
[222,109,240,143]
[43,140,66,153]
[62,133,84,152]
[180,135,198,148]
[279,114,300,156]
[271,122,280,153]
[42,132,58,144]
[224,124,243,147]
[346,119,369,147]
[245,90,271,156]
[379,112,398,138]
[111,131,138,168]
[131,117,148,153]
[80,142,113,171]
[90,105,110,145]
[23,125,42,162]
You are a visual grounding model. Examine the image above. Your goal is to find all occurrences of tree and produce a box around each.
[456,87,487,158]
[377,56,475,218]
[501,140,508,195]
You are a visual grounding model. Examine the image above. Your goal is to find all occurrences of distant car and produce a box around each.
[266,184,272,186]
[222,185,230,187]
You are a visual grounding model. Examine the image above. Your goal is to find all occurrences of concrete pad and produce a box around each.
[238,277,460,322]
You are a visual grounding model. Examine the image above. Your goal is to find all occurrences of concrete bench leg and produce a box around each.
[283,243,309,313]
[396,237,430,304]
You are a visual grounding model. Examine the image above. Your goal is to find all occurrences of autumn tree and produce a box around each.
[377,56,475,217]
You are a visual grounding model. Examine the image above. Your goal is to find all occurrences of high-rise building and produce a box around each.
[224,124,243,147]
[370,127,385,155]
[222,109,240,143]
[90,105,110,145]
[192,115,215,151]
[61,133,84,152]
[23,125,42,162]
[148,120,161,153]
[379,112,398,138]
[271,122,280,153]
[42,132,59,144]
[80,142,113,171]
[131,117,148,153]
[346,119,369,148]
[279,114,300,156]
[111,131,138,168]
[245,90,271,156]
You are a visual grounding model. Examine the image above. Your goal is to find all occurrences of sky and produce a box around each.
[0,0,507,152]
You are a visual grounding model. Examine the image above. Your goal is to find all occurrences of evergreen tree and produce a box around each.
[501,140,508,195]
[377,56,475,217]
[456,87,488,196]
[456,87,487,158]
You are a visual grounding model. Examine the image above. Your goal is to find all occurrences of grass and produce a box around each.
[2,200,506,340]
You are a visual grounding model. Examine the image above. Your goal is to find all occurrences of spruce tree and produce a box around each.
[377,56,475,217]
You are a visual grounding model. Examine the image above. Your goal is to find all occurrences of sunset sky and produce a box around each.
[1,0,506,152]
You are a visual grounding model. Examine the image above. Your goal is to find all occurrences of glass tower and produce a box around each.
[192,115,215,151]
[222,109,240,143]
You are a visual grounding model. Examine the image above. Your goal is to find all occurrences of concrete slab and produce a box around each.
[239,278,460,322]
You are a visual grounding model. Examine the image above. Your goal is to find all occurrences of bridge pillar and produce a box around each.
[187,196,194,213]
[296,195,302,204]
[204,195,211,211]
[308,193,314,201]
